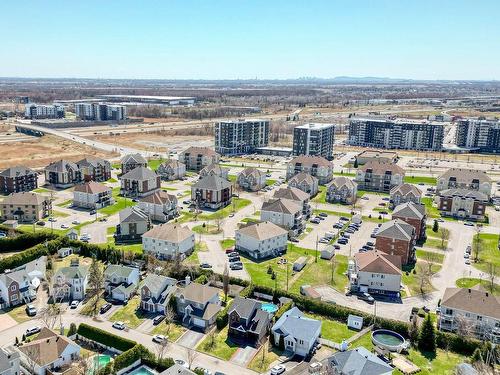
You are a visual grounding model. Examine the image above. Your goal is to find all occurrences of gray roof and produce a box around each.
[229,297,261,319]
[376,219,414,241]
[236,221,288,241]
[439,168,492,184]
[160,364,196,375]
[104,265,137,279]
[121,153,147,165]
[0,347,20,374]
[440,188,488,201]
[0,268,31,288]
[361,161,405,175]
[77,156,110,168]
[13,256,46,278]
[328,176,357,191]
[0,165,37,178]
[329,347,393,375]
[0,191,49,206]
[119,207,149,223]
[179,282,219,304]
[272,307,321,343]
[45,159,79,173]
[239,167,264,178]
[441,286,500,320]
[392,202,426,220]
[289,155,332,168]
[261,198,301,214]
[141,274,176,296]
[288,172,318,185]
[54,264,89,280]
[192,174,231,190]
[273,186,309,202]
[121,166,157,181]
[390,183,422,198]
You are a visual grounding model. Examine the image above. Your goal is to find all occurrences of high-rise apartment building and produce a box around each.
[348,117,444,151]
[25,103,65,119]
[292,123,335,159]
[74,103,127,121]
[455,118,500,153]
[214,119,269,155]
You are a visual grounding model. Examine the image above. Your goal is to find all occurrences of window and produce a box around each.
[10,285,16,291]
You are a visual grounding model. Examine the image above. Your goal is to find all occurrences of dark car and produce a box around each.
[90,210,97,215]
[100,303,112,314]
[36,221,46,226]
[319,212,328,217]
[153,315,165,325]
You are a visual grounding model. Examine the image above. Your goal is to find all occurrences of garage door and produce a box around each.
[192,317,206,328]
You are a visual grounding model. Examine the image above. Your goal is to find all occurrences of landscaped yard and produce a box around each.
[6,304,32,323]
[471,233,500,273]
[80,296,107,316]
[402,261,441,296]
[98,188,136,216]
[422,237,447,250]
[192,224,222,235]
[109,296,148,328]
[185,242,208,264]
[421,198,440,219]
[197,326,239,361]
[151,321,187,342]
[403,176,437,185]
[312,186,327,203]
[393,348,466,375]
[306,313,357,342]
[456,277,500,295]
[416,249,444,264]
[248,345,282,373]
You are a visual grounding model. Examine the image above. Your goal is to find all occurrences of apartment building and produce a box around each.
[392,202,427,241]
[355,150,398,165]
[437,168,492,198]
[286,155,333,184]
[439,286,500,344]
[292,123,335,159]
[237,167,266,191]
[115,207,152,243]
[138,190,178,222]
[0,192,51,223]
[260,198,304,237]
[214,119,269,155]
[25,103,65,119]
[73,181,114,209]
[74,103,127,121]
[355,161,405,193]
[375,219,416,265]
[455,118,500,153]
[287,172,319,197]
[199,163,229,179]
[191,175,232,209]
[157,160,186,181]
[121,153,148,175]
[438,188,489,221]
[179,147,220,171]
[235,221,288,259]
[142,223,195,260]
[390,183,422,208]
[120,166,161,198]
[77,157,111,182]
[348,117,444,151]
[273,186,312,219]
[0,166,38,194]
[44,160,82,188]
[326,176,357,205]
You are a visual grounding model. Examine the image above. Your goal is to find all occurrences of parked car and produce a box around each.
[228,256,241,263]
[90,210,96,215]
[25,305,37,317]
[100,303,112,314]
[366,241,374,246]
[319,212,328,217]
[357,292,375,304]
[289,238,299,243]
[70,300,79,309]
[464,221,474,226]
[175,359,188,368]
[270,365,286,375]
[225,248,235,254]
[230,263,243,270]
[464,253,470,259]
[61,224,69,229]
[112,321,126,330]
[36,221,46,226]
[200,263,212,269]
[152,334,166,343]
[71,220,80,225]
[48,217,57,222]
[153,315,165,325]
[26,326,41,336]
[465,259,471,265]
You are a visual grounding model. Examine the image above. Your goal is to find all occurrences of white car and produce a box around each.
[465,259,471,265]
[72,220,80,225]
[26,326,41,336]
[175,359,188,368]
[270,365,286,375]
[61,224,69,229]
[152,334,166,343]
[70,300,79,309]
[112,321,126,330]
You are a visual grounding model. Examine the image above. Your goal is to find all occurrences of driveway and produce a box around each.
[0,312,17,332]
[177,329,205,349]
[230,345,258,366]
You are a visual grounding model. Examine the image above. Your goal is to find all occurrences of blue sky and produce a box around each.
[1,0,499,80]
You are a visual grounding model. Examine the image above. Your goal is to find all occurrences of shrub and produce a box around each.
[216,300,233,329]
[77,323,136,352]
[0,231,59,253]
[67,323,77,336]
[195,274,208,284]
[113,345,154,372]
[240,283,255,298]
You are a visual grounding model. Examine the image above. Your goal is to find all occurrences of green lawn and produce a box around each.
[402,262,441,296]
[114,243,144,254]
[33,187,52,193]
[98,193,136,216]
[109,296,148,328]
[56,199,73,207]
[192,224,222,235]
[80,296,107,316]
[416,249,444,264]
[220,238,235,250]
[313,208,352,218]
[403,176,437,185]
[333,172,356,177]
[456,277,500,295]
[422,197,441,219]
[349,331,374,351]
[393,349,466,375]
[185,242,208,264]
[227,175,237,182]
[471,233,500,273]
[5,305,32,323]
[151,321,187,342]
[148,159,163,170]
[200,198,252,220]
[17,224,68,236]
[240,217,260,224]
[197,326,239,361]
[312,186,327,203]
[248,346,282,373]
[306,313,357,342]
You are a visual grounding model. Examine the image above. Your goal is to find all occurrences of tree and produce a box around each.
[154,340,169,361]
[418,314,436,353]
[87,257,104,317]
[438,227,449,250]
[409,316,419,347]
[68,322,77,336]
[330,257,337,284]
[39,303,61,329]
[432,219,439,233]
[473,227,483,262]
[76,353,90,375]
[186,347,198,370]
[353,158,358,168]
[416,263,432,294]
[222,264,229,303]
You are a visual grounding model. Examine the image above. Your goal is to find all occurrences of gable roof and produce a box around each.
[200,163,227,175]
[121,153,147,165]
[261,198,302,215]
[439,188,488,201]
[441,286,500,320]
[237,221,288,241]
[141,274,177,296]
[272,307,321,343]
[239,167,264,178]
[160,160,184,169]
[74,181,111,194]
[0,165,37,178]
[288,172,318,185]
[273,186,309,202]
[0,268,31,288]
[45,159,79,173]
[182,146,218,157]
[119,207,149,223]
[329,346,393,375]
[229,297,261,319]
[0,191,49,206]
[392,202,426,220]
[121,166,157,181]
[361,161,404,175]
[439,168,492,184]
[143,223,193,243]
[179,282,219,304]
[376,219,414,241]
[139,190,176,205]
[390,183,422,198]
[328,176,357,191]
[192,174,231,190]
[355,250,402,275]
[77,156,110,168]
[289,155,332,168]
[104,264,138,279]
[160,364,196,375]
[54,264,89,280]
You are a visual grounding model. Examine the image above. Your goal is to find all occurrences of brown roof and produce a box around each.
[0,191,49,206]
[289,155,332,168]
[441,286,500,320]
[361,161,405,176]
[390,183,422,198]
[74,181,111,194]
[143,223,193,243]
[273,186,309,202]
[288,172,318,185]
[182,146,218,156]
[357,150,398,159]
[239,167,264,178]
[139,190,176,205]
[439,168,492,184]
[237,221,288,240]
[180,282,219,304]
[261,198,301,215]
[355,250,401,275]
[19,328,79,366]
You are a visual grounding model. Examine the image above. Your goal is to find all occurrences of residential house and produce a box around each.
[140,274,177,313]
[349,250,402,298]
[228,297,271,345]
[390,183,422,208]
[260,198,304,237]
[104,265,140,302]
[66,229,78,241]
[271,307,321,357]
[237,167,266,192]
[0,192,51,223]
[355,150,398,165]
[0,268,35,308]
[326,177,358,205]
[178,147,220,171]
[392,202,427,241]
[73,181,114,209]
[235,221,288,260]
[273,186,312,219]
[115,207,152,243]
[437,168,492,198]
[138,190,178,222]
[44,160,82,188]
[327,346,393,375]
[120,166,161,198]
[286,155,333,185]
[0,347,20,375]
[160,365,196,375]
[439,286,500,344]
[355,161,405,193]
[157,160,186,181]
[142,223,195,260]
[121,153,148,175]
[18,328,81,375]
[0,166,38,194]
[375,219,416,265]
[438,188,489,221]
[76,157,111,182]
[51,260,89,301]
[191,175,232,209]
[199,163,229,179]
[287,172,319,197]
[175,281,221,331]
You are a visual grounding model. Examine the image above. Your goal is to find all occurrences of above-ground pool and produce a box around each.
[261,302,278,314]
[372,329,407,353]
[126,365,158,375]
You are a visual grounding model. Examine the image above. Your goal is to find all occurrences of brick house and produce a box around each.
[178,147,220,171]
[0,166,38,194]
[438,188,488,221]
[120,166,161,198]
[375,219,416,265]
[392,202,427,241]
[77,157,111,182]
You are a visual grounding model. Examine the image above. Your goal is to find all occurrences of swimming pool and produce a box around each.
[372,329,407,353]
[88,354,112,374]
[261,302,278,314]
[126,365,158,375]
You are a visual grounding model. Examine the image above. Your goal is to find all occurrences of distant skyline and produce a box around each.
[2,0,499,80]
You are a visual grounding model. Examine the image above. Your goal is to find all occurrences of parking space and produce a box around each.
[299,213,340,249]
[176,329,205,349]
[230,345,258,366]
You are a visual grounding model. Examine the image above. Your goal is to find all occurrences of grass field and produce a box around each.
[151,321,186,342]
[416,249,444,264]
[109,296,148,328]
[98,188,136,216]
[472,233,500,273]
[5,305,32,323]
[456,277,500,295]
[185,242,208,264]
[197,326,238,361]
[402,261,441,296]
[421,197,441,219]
[220,238,235,250]
[403,176,437,185]
[306,313,357,342]
[192,224,222,235]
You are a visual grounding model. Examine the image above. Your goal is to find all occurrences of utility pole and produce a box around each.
[315,234,318,263]
[286,263,289,291]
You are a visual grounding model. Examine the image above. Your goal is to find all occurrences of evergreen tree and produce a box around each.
[418,314,436,352]
[353,158,359,168]
[409,317,419,347]
[432,219,439,233]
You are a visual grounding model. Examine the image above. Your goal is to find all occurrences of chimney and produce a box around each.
[486,292,489,297]
[185,275,191,285]
[468,289,471,293]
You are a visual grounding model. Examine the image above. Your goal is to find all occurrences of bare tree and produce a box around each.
[154,340,169,361]
[87,258,104,317]
[186,347,198,370]
[438,227,449,250]
[222,264,229,303]
[416,263,432,294]
[330,257,337,284]
[487,263,497,294]
[38,303,60,329]
[454,315,475,337]
[163,304,175,337]
[473,226,483,262]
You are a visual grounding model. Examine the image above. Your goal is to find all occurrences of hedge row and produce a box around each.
[216,300,233,329]
[0,230,59,252]
[113,345,154,372]
[77,323,136,352]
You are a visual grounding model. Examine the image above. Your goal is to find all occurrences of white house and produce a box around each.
[138,190,178,222]
[437,168,492,198]
[0,347,20,375]
[260,198,304,237]
[271,307,321,357]
[104,265,140,302]
[142,223,195,260]
[73,181,114,209]
[0,269,34,308]
[235,221,288,259]
[157,160,186,181]
[51,261,89,301]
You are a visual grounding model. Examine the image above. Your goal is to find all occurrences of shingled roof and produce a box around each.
[376,219,414,241]
[182,146,218,156]
[288,172,318,185]
[272,186,309,202]
[392,202,426,220]
[143,223,193,243]
[328,176,357,190]
[0,165,37,178]
[139,190,176,205]
[121,166,157,180]
[45,159,79,173]
[289,155,332,167]
[237,221,288,241]
[361,161,404,175]
[439,168,492,184]
[192,175,231,190]
[0,191,49,206]
[121,153,147,165]
[74,181,111,194]
[261,198,302,214]
[441,286,500,320]
[439,188,489,201]
[390,183,422,198]
[355,250,402,275]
